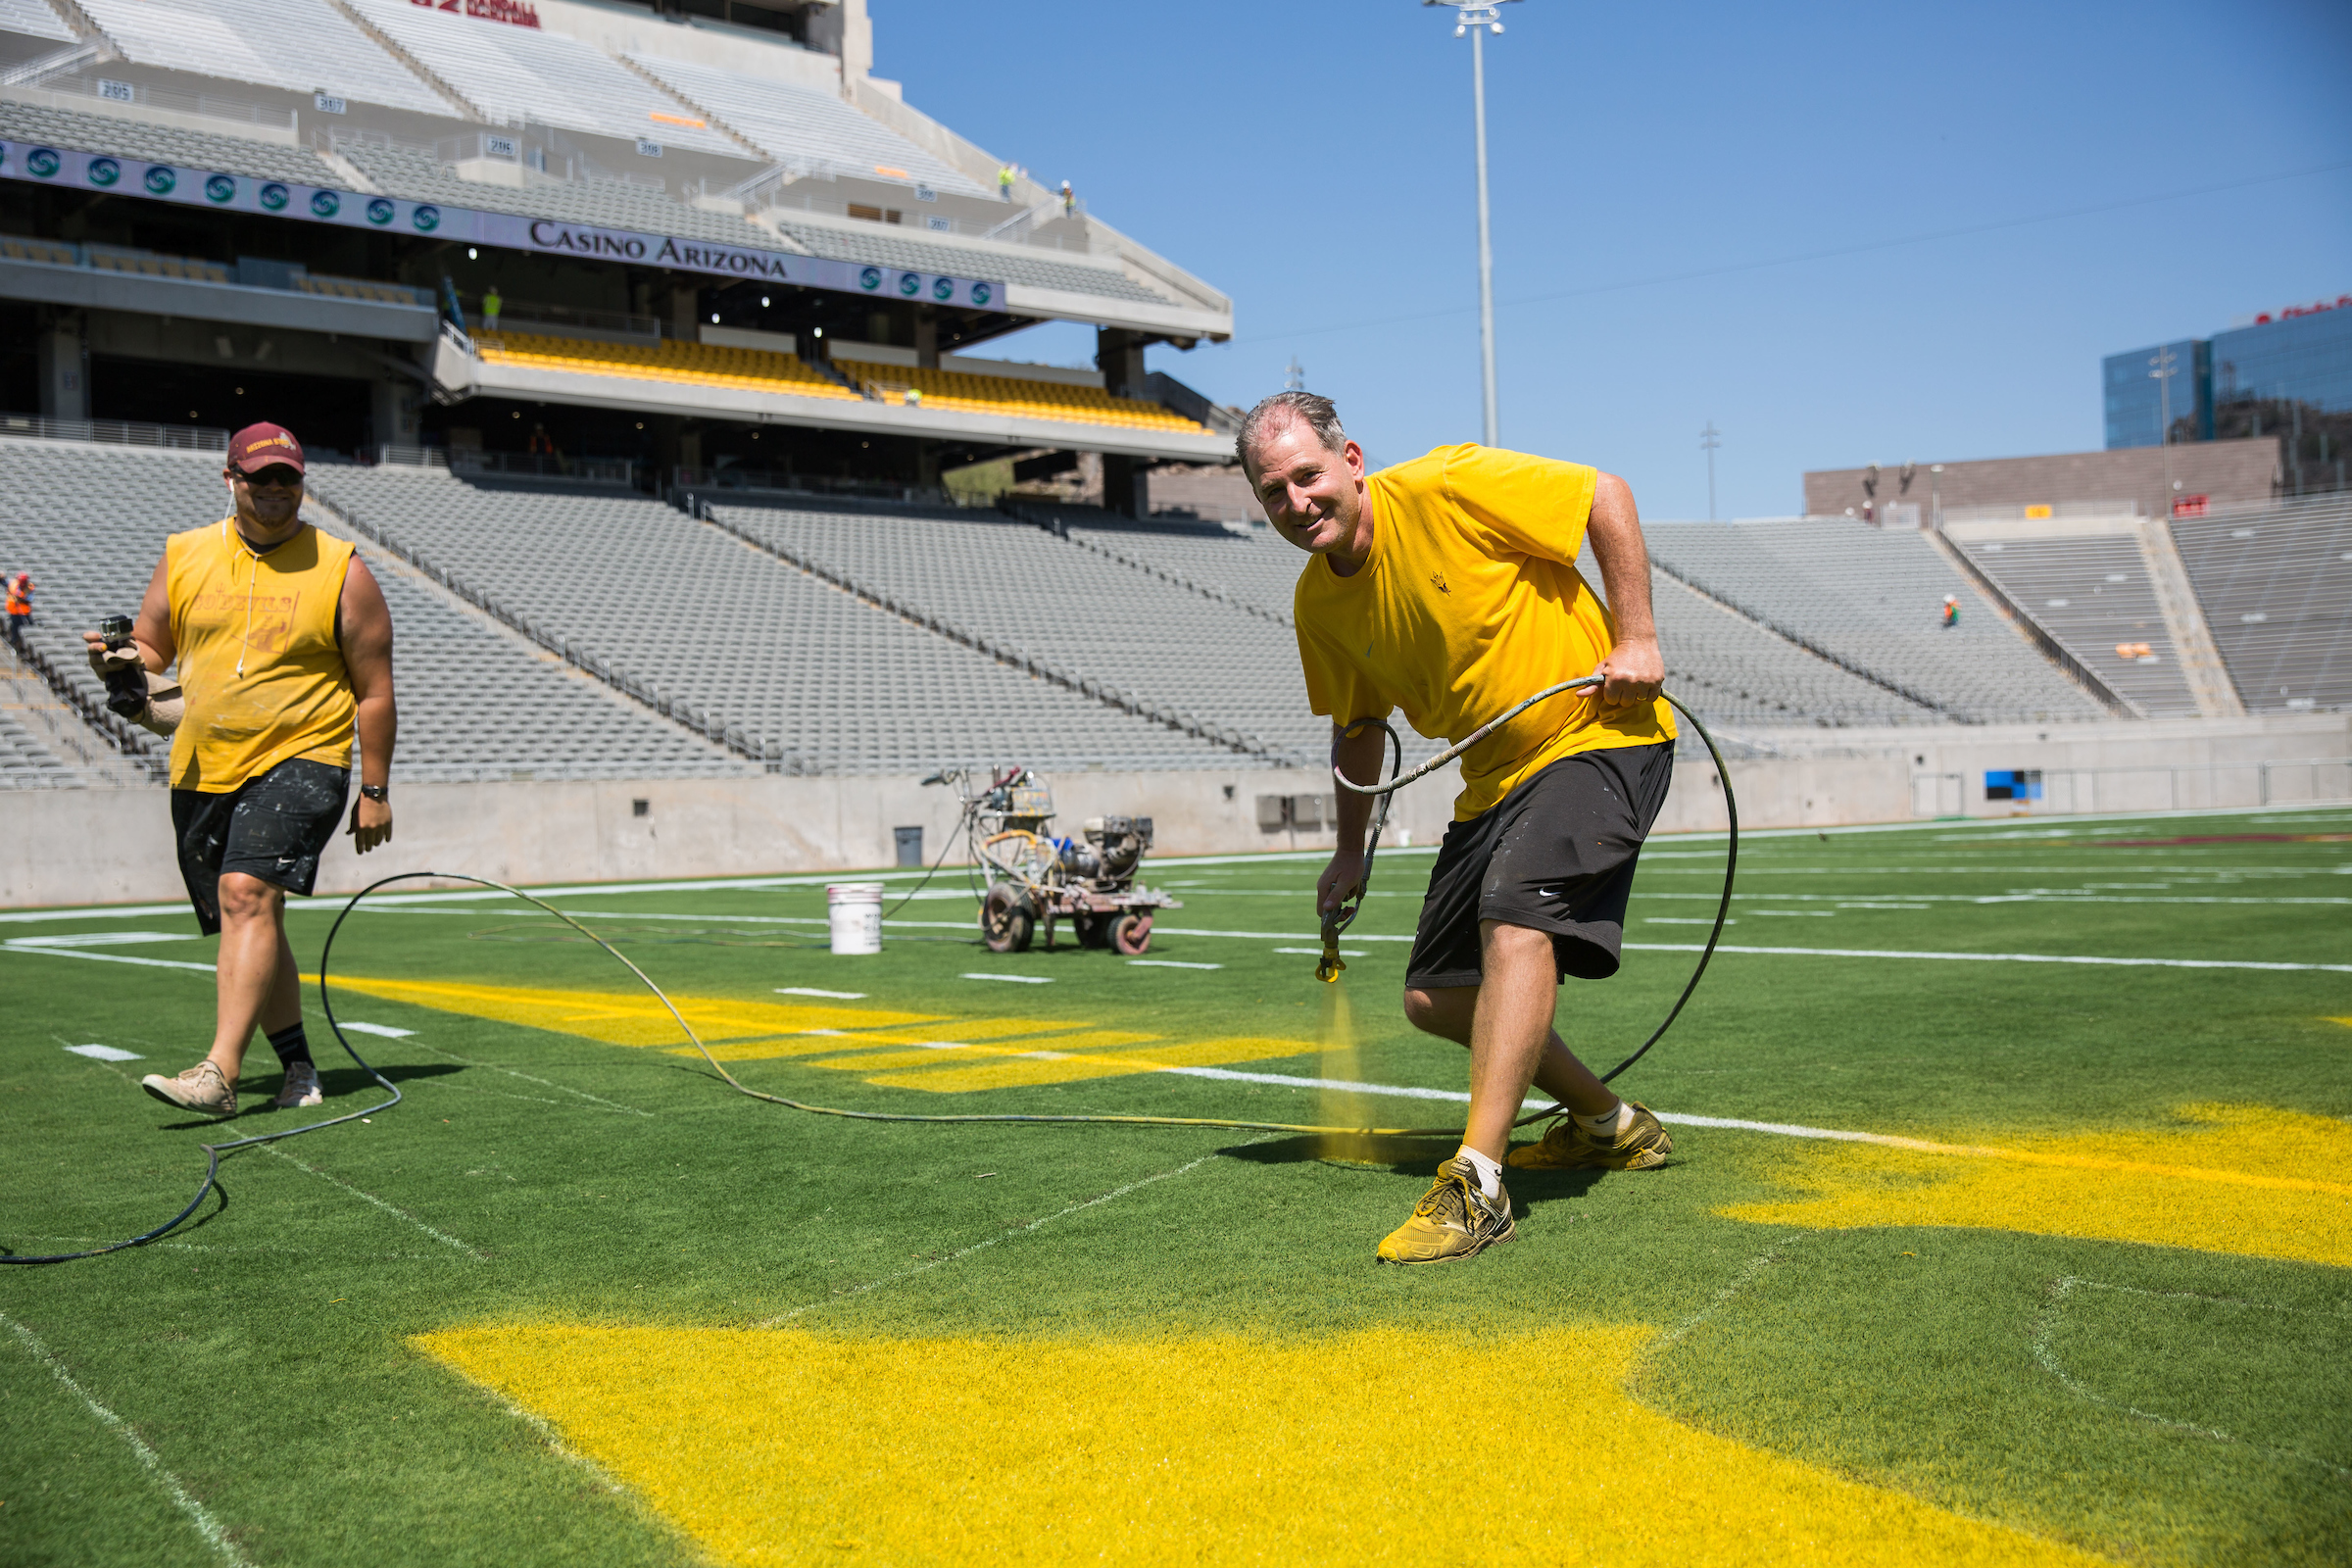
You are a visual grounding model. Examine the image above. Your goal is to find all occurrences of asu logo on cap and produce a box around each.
[227,423,306,474]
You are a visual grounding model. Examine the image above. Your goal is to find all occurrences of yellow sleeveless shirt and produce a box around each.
[165,518,357,792]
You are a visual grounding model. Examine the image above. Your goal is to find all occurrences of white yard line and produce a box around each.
[253,1144,486,1259]
[3,1312,257,1568]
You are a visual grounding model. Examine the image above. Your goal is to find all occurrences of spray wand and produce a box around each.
[1318,716,1401,982]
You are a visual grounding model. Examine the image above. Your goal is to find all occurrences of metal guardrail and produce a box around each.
[0,414,228,452]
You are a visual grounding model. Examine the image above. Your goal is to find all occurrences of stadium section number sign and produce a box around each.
[0,140,1006,313]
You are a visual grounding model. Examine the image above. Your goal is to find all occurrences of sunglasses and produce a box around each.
[237,467,304,489]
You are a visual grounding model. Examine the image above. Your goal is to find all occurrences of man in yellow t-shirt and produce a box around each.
[83,422,398,1119]
[1241,391,1679,1265]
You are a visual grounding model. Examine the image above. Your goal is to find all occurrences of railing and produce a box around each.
[0,413,227,452]
[488,302,662,342]
[672,466,946,506]
[19,70,297,131]
[447,450,638,486]
[1910,758,2352,818]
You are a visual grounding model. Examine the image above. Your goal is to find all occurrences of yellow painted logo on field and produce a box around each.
[318,976,1318,1094]
[1722,1102,2352,1267]
[415,1323,2109,1568]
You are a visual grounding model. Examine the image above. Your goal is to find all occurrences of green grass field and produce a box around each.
[3,806,2348,1566]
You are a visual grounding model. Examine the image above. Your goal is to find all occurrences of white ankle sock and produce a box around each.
[1574,1101,1632,1143]
[1454,1145,1503,1198]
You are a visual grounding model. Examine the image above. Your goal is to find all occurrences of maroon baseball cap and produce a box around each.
[227,422,305,474]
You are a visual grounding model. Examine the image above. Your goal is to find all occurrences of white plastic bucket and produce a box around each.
[825,882,886,956]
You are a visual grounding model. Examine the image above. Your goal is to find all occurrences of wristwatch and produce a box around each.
[360,784,389,803]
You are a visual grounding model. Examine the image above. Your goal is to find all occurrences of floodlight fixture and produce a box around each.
[1424,0,1520,446]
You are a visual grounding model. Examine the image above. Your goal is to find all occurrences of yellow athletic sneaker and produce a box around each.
[1374,1156,1514,1265]
[1506,1101,1672,1171]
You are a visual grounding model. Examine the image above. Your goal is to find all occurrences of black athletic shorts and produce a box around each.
[171,758,350,935]
[1404,741,1675,989]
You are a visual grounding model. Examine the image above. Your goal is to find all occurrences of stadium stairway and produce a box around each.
[1642,519,2116,724]
[302,464,1245,777]
[0,438,756,785]
[2171,494,2352,713]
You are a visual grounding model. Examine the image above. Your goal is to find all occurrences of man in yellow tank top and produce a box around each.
[1241,392,1679,1265]
[82,423,398,1118]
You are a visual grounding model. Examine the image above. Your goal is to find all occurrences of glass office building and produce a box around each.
[2105,301,2352,454]
[2103,338,2210,449]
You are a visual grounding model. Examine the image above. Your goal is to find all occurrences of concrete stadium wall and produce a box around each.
[6,713,2344,910]
[1802,438,2280,523]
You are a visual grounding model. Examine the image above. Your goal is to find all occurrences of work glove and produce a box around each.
[83,640,183,735]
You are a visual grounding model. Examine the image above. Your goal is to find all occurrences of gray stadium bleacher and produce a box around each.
[0,698,86,788]
[0,98,341,189]
[625,53,983,195]
[346,0,746,158]
[74,0,451,116]
[710,499,1326,764]
[1642,519,2110,723]
[305,465,1237,775]
[0,0,76,44]
[2171,495,2352,712]
[0,438,752,783]
[1053,505,1936,731]
[1945,528,2200,717]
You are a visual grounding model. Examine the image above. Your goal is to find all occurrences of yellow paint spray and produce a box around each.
[1313,976,1378,1164]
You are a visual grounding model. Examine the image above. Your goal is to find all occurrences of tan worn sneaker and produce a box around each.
[1506,1101,1672,1171]
[1374,1156,1514,1265]
[273,1059,323,1109]
[141,1059,236,1116]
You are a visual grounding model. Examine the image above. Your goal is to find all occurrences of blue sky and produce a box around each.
[880,0,2352,518]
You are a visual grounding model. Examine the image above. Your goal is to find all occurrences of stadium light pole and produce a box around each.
[1700,420,1721,520]
[1426,0,1517,447]
[2149,344,2177,514]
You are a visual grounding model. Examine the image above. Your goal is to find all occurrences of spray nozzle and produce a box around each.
[1316,936,1346,984]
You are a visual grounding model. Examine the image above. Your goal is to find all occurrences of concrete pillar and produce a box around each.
[808,0,871,82]
[368,376,419,455]
[677,427,703,476]
[912,308,938,369]
[37,315,85,421]
[669,285,700,343]
[1096,325,1147,401]
[1101,453,1147,518]
[913,439,940,489]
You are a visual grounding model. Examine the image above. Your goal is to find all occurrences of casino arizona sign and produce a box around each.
[410,0,541,27]
[511,218,1002,310]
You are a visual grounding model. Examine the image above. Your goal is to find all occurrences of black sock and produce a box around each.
[267,1022,313,1070]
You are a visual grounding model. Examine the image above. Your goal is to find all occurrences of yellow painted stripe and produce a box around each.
[668,1016,1099,1064]
[813,1029,1163,1075]
[316,975,939,1047]
[866,1034,1315,1095]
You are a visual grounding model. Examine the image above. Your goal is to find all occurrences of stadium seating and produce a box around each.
[84,243,230,284]
[0,438,752,783]
[708,499,1326,764]
[835,362,1205,433]
[623,53,983,195]
[1945,530,2202,717]
[74,0,451,116]
[0,236,77,268]
[2170,495,2352,712]
[303,465,1237,776]
[476,332,862,403]
[0,0,76,44]
[1642,520,2110,723]
[0,98,340,189]
[295,272,431,307]
[0,700,87,789]
[345,0,744,157]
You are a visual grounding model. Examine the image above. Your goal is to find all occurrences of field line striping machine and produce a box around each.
[924,766,1181,956]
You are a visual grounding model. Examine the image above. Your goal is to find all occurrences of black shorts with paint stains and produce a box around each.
[171,758,350,935]
[1403,741,1674,990]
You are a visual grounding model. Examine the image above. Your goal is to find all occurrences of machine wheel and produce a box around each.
[1073,911,1111,949]
[982,884,1035,954]
[1111,912,1152,956]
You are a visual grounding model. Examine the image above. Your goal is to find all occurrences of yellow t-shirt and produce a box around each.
[166,518,358,792]
[1293,444,1675,822]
